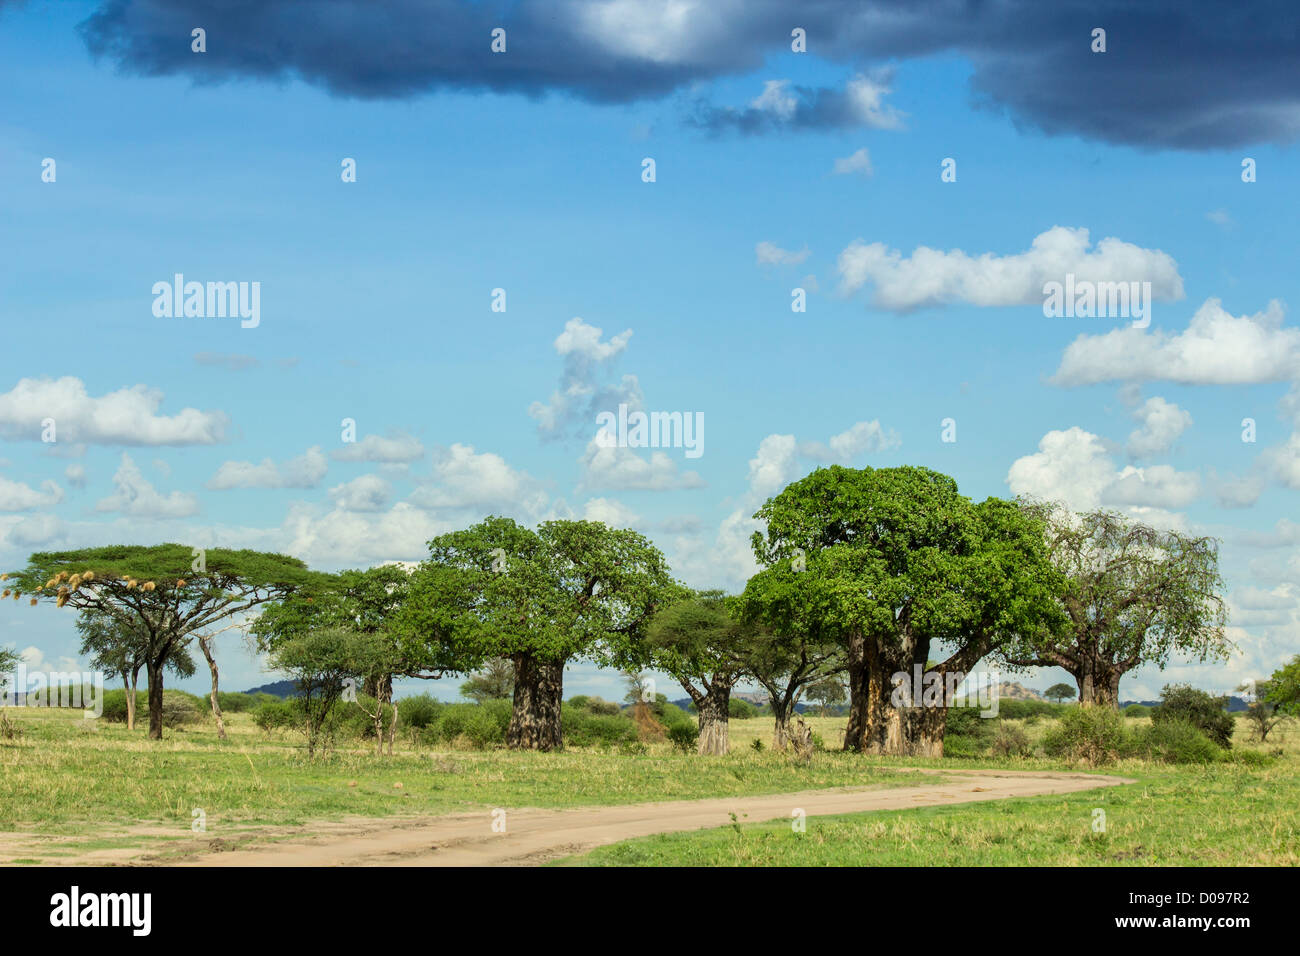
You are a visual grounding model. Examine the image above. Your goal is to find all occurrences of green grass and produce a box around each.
[5,705,1292,866]
[0,707,914,860]
[560,716,1300,866]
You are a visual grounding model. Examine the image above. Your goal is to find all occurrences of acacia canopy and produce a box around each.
[4,544,323,738]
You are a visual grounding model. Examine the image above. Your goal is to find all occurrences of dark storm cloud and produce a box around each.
[73,0,1300,149]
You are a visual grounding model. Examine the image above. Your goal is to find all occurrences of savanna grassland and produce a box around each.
[562,714,1300,866]
[0,705,1293,866]
[0,706,917,863]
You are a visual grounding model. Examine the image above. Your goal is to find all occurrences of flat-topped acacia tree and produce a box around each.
[4,545,322,739]
[398,517,673,751]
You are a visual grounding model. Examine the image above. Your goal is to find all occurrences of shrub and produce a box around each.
[656,701,695,731]
[562,706,637,748]
[946,706,993,739]
[667,724,697,753]
[1042,705,1129,765]
[215,691,276,713]
[991,721,1032,757]
[330,695,394,739]
[1124,703,1152,718]
[996,699,1065,720]
[425,700,511,749]
[728,698,758,719]
[1132,718,1220,764]
[572,697,621,717]
[397,693,441,730]
[101,689,205,727]
[944,706,995,756]
[1221,748,1274,767]
[1152,684,1234,749]
[253,698,299,734]
[942,735,981,758]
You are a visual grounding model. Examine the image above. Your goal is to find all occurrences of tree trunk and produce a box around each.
[387,699,398,756]
[770,699,792,752]
[146,662,164,740]
[123,671,136,732]
[197,637,227,740]
[915,704,948,758]
[697,688,731,756]
[855,646,947,757]
[506,653,564,751]
[1075,666,1122,707]
[843,629,869,751]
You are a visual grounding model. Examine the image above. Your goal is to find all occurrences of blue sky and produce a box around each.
[2,0,1298,704]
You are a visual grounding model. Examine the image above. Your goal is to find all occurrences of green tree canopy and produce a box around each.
[1044,682,1076,703]
[750,465,1062,755]
[398,516,672,750]
[4,545,323,738]
[998,504,1231,706]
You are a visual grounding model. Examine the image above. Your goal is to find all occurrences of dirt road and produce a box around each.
[168,769,1130,866]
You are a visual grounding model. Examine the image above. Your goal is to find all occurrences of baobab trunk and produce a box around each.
[696,689,731,755]
[506,653,564,751]
[146,662,164,740]
[1076,667,1123,708]
[843,629,869,751]
[197,637,227,740]
[854,655,947,757]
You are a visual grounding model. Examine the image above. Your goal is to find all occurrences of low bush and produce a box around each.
[252,698,299,734]
[667,724,697,753]
[656,701,695,731]
[567,695,620,716]
[1152,684,1234,749]
[397,693,441,729]
[562,706,638,748]
[101,689,205,727]
[991,721,1033,757]
[942,735,981,758]
[215,691,277,713]
[996,699,1065,720]
[1042,705,1129,765]
[1131,718,1220,764]
[728,698,758,719]
[423,700,512,749]
[1124,703,1153,718]
[944,706,996,756]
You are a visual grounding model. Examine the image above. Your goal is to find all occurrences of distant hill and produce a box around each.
[992,682,1043,701]
[240,680,298,698]
[1121,695,1249,713]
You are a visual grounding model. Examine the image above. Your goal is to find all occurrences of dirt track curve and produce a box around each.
[169,769,1132,867]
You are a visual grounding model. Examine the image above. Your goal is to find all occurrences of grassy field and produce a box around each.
[2,705,1293,865]
[0,707,916,862]
[561,715,1300,866]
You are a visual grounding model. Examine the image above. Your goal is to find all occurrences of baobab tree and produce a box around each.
[997,504,1230,707]
[398,517,672,751]
[751,466,1061,756]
